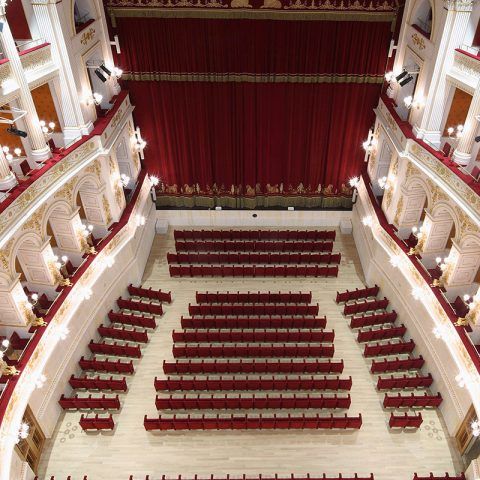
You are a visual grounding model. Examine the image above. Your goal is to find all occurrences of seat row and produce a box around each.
[163,359,344,375]
[169,264,339,278]
[89,340,142,358]
[357,325,406,343]
[376,373,433,390]
[181,316,327,330]
[174,229,336,241]
[388,412,423,428]
[343,298,389,315]
[196,291,312,304]
[143,413,362,431]
[69,375,128,392]
[175,240,334,253]
[383,392,443,408]
[131,475,373,480]
[108,310,157,329]
[128,284,172,303]
[173,344,335,359]
[79,414,114,431]
[59,394,120,410]
[370,356,424,373]
[79,356,135,374]
[172,329,335,344]
[349,311,397,329]
[155,393,351,410]
[98,325,149,343]
[363,340,415,357]
[413,474,465,480]
[154,375,353,392]
[336,286,379,304]
[117,297,163,316]
[168,252,341,265]
[188,304,319,316]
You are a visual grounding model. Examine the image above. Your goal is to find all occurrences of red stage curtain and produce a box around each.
[128,80,380,189]
[115,18,391,76]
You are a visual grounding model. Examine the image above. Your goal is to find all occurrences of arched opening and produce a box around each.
[411,0,432,39]
[73,0,95,34]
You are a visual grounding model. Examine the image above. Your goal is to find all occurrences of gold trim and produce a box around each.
[108,6,396,21]
[123,72,384,83]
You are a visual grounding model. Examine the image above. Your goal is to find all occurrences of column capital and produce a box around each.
[443,0,474,12]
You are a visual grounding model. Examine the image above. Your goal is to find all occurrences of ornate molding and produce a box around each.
[123,72,384,83]
[443,0,474,11]
[20,44,53,73]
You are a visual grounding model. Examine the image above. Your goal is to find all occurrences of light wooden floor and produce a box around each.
[39,229,463,480]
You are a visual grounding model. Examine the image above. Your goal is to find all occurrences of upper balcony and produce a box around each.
[376,93,480,220]
[0,41,57,103]
[449,47,480,94]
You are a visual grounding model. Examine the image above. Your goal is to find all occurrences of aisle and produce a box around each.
[39,228,462,480]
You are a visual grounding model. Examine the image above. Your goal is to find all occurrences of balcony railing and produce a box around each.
[361,168,480,374]
[380,93,480,196]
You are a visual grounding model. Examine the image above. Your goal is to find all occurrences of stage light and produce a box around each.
[7,126,27,138]
[398,75,413,87]
[395,70,408,82]
[100,63,112,76]
[94,68,107,83]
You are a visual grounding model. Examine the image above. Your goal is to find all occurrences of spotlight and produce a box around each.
[99,63,112,77]
[7,126,27,138]
[94,68,107,83]
[475,135,480,143]
[399,75,413,87]
[395,70,408,82]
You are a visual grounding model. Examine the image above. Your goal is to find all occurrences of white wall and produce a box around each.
[156,209,352,228]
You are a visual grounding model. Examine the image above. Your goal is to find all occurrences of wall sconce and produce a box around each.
[136,214,146,226]
[0,338,19,376]
[112,67,123,79]
[55,324,69,341]
[150,175,160,187]
[411,286,424,301]
[84,92,103,106]
[389,254,402,268]
[119,173,130,188]
[52,254,72,287]
[349,176,360,203]
[455,372,467,388]
[408,225,428,256]
[39,120,56,140]
[378,173,396,191]
[403,95,425,110]
[362,215,373,227]
[2,146,25,163]
[15,422,30,444]
[133,127,147,160]
[447,125,463,140]
[472,419,480,437]
[81,287,93,300]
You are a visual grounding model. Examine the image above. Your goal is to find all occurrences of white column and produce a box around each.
[32,0,93,145]
[452,79,480,165]
[414,1,473,147]
[0,11,50,162]
[0,146,17,191]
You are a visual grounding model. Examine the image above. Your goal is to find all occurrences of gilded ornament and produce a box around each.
[80,27,96,46]
[103,195,113,224]
[411,33,426,51]
[86,158,102,180]
[394,196,403,226]
[22,204,47,232]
